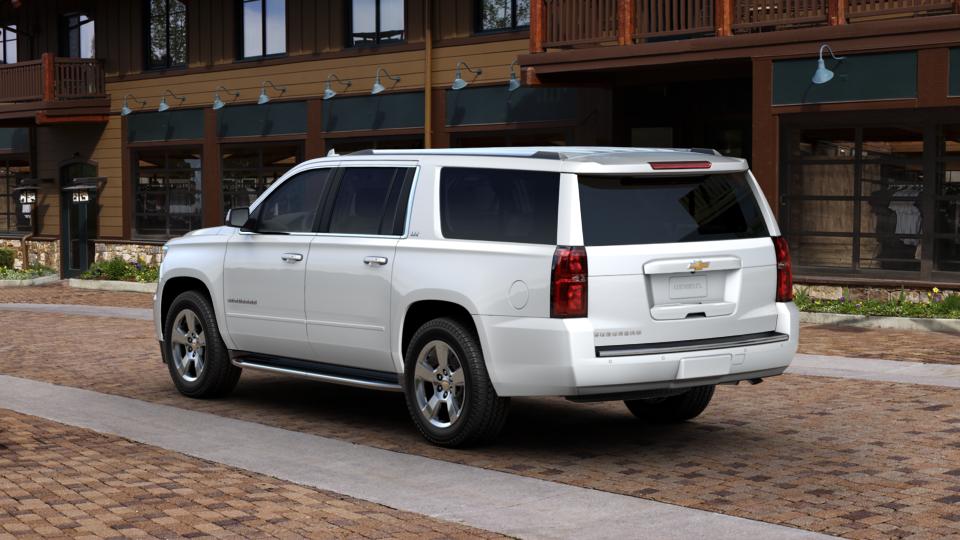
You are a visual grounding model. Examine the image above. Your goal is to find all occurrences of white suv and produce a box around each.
[154,147,798,447]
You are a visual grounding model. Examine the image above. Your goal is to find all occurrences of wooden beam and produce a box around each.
[33,112,110,124]
[716,0,733,37]
[530,0,545,53]
[41,53,55,102]
[618,0,635,46]
[829,0,847,25]
[424,0,432,148]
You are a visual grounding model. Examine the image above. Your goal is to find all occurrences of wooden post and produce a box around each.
[716,0,733,36]
[41,53,55,102]
[530,0,545,53]
[424,0,432,148]
[955,0,959,14]
[829,0,847,25]
[617,0,635,46]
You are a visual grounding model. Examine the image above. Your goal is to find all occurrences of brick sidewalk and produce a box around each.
[1,310,959,538]
[0,281,153,309]
[0,408,501,539]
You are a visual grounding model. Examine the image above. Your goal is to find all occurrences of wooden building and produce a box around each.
[0,0,958,288]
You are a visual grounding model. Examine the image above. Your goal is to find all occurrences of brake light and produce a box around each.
[772,236,793,302]
[551,246,588,318]
[649,161,712,170]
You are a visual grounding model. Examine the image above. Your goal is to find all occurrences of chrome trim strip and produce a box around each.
[231,359,403,392]
[596,331,790,358]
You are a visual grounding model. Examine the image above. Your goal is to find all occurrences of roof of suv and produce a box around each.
[338,146,746,166]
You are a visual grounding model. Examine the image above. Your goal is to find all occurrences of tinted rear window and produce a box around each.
[440,168,559,244]
[578,173,769,246]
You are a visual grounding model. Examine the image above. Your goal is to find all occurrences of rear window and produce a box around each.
[578,173,769,246]
[440,167,559,244]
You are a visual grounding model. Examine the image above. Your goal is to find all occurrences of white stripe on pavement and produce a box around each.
[0,303,153,320]
[0,375,833,540]
[788,354,960,388]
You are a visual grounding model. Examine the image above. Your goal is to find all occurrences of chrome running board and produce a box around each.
[231,355,403,392]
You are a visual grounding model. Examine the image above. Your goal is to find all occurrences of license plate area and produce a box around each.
[668,275,708,300]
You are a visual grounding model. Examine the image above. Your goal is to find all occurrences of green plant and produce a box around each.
[0,264,55,280]
[81,258,159,283]
[0,247,15,269]
[793,286,810,306]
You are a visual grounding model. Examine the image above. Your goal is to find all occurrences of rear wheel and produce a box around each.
[403,318,509,447]
[163,290,241,398]
[624,385,715,423]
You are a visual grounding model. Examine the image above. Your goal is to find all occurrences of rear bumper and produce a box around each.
[475,302,799,398]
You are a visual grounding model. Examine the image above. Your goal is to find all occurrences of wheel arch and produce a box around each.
[160,276,213,331]
[400,300,481,367]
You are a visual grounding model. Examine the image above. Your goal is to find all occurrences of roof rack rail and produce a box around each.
[349,149,375,155]
[688,148,721,156]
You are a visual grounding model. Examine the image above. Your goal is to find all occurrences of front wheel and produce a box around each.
[163,290,241,398]
[403,318,509,447]
[624,385,715,423]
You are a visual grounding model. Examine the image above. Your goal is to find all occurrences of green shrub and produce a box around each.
[0,247,15,269]
[796,287,960,320]
[81,258,159,283]
[0,264,55,280]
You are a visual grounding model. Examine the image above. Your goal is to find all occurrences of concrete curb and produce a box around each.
[68,278,157,294]
[0,274,60,288]
[799,311,960,333]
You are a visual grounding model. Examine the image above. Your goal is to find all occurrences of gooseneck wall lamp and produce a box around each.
[451,61,482,90]
[120,94,147,116]
[507,60,521,92]
[258,81,287,105]
[812,44,846,85]
[212,86,241,110]
[371,67,400,95]
[157,90,186,112]
[323,74,352,100]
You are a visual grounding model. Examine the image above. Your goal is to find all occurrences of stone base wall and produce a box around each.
[95,242,164,266]
[796,283,958,303]
[0,238,59,271]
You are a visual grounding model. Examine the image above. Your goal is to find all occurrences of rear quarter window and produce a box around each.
[578,173,769,246]
[440,167,560,245]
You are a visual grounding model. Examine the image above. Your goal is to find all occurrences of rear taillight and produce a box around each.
[772,236,793,302]
[551,246,588,318]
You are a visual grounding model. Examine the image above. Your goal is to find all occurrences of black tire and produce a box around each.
[624,385,715,423]
[402,318,509,448]
[163,290,241,399]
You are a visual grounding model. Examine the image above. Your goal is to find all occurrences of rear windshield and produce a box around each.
[578,173,769,246]
[440,167,559,245]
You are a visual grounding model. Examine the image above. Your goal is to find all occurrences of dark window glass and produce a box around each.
[146,0,186,69]
[256,168,331,233]
[328,167,407,235]
[0,24,17,64]
[0,158,30,234]
[578,173,768,246]
[61,13,95,58]
[478,0,530,32]
[133,149,201,238]
[222,143,301,212]
[242,0,286,58]
[351,0,405,46]
[440,168,559,244]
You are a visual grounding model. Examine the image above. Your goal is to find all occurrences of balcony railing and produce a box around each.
[531,0,960,51]
[0,53,106,103]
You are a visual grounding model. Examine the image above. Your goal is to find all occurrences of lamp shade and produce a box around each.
[212,94,225,110]
[811,58,834,84]
[508,76,521,92]
[121,104,132,116]
[371,81,386,95]
[257,91,270,105]
[323,83,337,100]
[157,97,169,112]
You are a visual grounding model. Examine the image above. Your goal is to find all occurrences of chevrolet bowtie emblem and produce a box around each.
[688,260,710,272]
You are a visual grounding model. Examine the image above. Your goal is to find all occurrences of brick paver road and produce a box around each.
[0,409,501,539]
[1,307,959,539]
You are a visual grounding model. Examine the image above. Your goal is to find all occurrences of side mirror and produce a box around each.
[225,207,250,228]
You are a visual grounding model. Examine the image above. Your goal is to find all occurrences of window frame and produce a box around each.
[239,0,287,60]
[347,0,407,48]
[131,147,203,240]
[0,155,31,236]
[247,166,332,234]
[0,24,17,64]
[144,0,187,71]
[60,12,96,59]
[475,0,530,34]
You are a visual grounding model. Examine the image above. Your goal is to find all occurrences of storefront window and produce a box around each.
[133,149,201,238]
[936,126,960,271]
[221,143,300,211]
[784,125,925,275]
[0,158,30,234]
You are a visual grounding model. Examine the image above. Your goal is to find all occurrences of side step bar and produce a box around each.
[231,353,403,392]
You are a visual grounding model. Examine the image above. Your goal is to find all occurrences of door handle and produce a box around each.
[363,256,388,266]
[281,252,304,263]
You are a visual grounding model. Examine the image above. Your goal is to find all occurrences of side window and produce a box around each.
[327,167,410,235]
[256,168,332,233]
[440,167,559,244]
